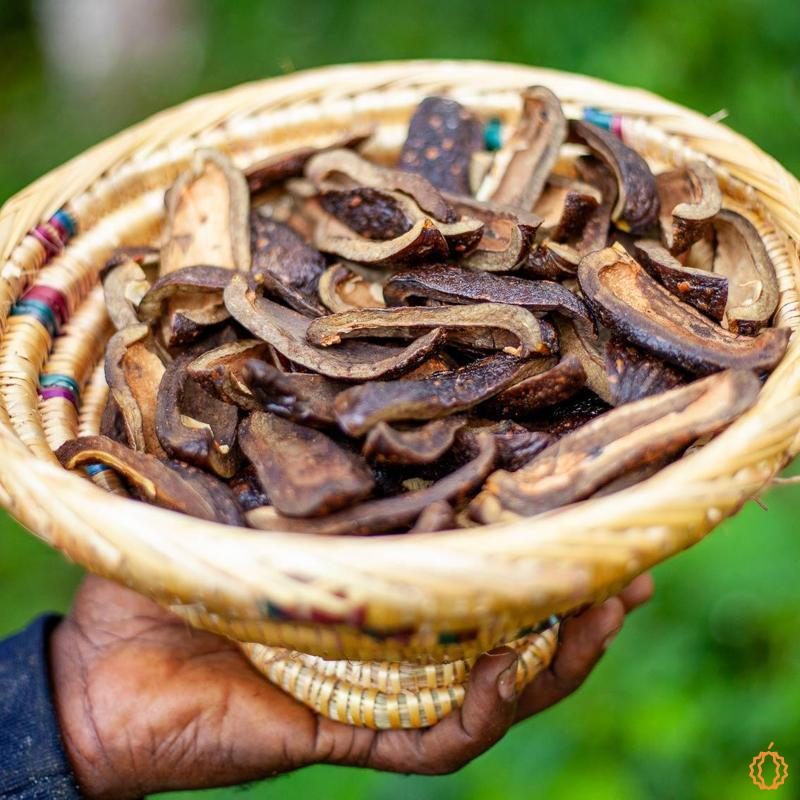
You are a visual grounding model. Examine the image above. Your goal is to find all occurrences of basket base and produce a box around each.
[241,624,559,729]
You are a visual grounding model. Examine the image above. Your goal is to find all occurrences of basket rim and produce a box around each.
[1,59,799,653]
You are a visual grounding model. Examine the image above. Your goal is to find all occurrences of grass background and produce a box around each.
[1,0,798,797]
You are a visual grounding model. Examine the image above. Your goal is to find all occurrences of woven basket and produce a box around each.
[1,60,798,731]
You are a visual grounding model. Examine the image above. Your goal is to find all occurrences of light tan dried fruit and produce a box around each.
[409,500,456,532]
[479,86,567,209]
[656,161,721,254]
[56,435,242,524]
[334,353,548,436]
[104,325,167,457]
[318,263,385,313]
[471,369,761,520]
[362,417,467,464]
[633,239,728,321]
[155,354,239,478]
[225,274,444,379]
[579,245,790,375]
[246,432,496,535]
[712,209,780,335]
[239,411,374,517]
[101,258,150,331]
[570,120,659,234]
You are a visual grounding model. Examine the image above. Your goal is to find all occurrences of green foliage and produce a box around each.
[1,1,798,797]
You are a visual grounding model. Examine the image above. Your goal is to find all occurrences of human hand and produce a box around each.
[51,573,653,798]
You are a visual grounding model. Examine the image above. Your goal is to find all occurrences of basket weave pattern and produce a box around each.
[0,61,798,728]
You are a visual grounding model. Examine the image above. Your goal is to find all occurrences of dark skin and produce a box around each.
[51,573,653,798]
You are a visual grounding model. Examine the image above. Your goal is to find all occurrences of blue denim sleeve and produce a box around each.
[0,615,83,799]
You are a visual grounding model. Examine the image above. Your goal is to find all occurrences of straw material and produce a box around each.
[0,60,798,728]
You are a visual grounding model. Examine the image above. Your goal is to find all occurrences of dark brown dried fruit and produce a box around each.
[155,354,239,478]
[604,335,687,405]
[456,420,553,471]
[362,417,467,464]
[633,239,728,321]
[398,96,483,195]
[656,161,721,254]
[241,359,345,426]
[166,460,246,526]
[712,209,780,335]
[228,464,269,511]
[526,390,611,438]
[556,320,612,404]
[306,303,555,358]
[56,435,232,523]
[319,188,412,240]
[480,86,567,209]
[239,411,374,517]
[383,264,594,334]
[522,241,581,280]
[334,354,548,436]
[471,369,761,520]
[250,212,327,316]
[574,156,617,254]
[224,274,444,380]
[570,120,659,234]
[579,245,790,375]
[534,176,601,242]
[105,325,166,457]
[482,355,587,419]
[247,432,496,535]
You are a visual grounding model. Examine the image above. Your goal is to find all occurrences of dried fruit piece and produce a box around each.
[306,147,458,223]
[102,258,150,331]
[166,461,245,525]
[398,96,483,195]
[319,188,412,240]
[712,209,780,335]
[522,241,581,281]
[247,433,496,535]
[456,420,552,471]
[187,339,270,410]
[471,369,761,520]
[334,354,548,436]
[479,86,567,209]
[161,149,250,274]
[318,263,385,313]
[229,464,269,511]
[239,411,374,517]
[526,390,611,438]
[534,175,601,242]
[570,120,659,234]
[306,303,554,358]
[241,360,345,426]
[574,156,617,254]
[56,435,235,523]
[656,161,721,254]
[450,197,540,272]
[155,354,239,478]
[250,213,327,316]
[579,245,790,374]
[138,266,233,347]
[362,417,467,464]
[482,355,587,419]
[633,239,728,321]
[556,320,613,404]
[246,131,372,193]
[224,274,444,380]
[105,325,166,456]
[604,335,686,405]
[383,264,594,334]
[409,500,456,532]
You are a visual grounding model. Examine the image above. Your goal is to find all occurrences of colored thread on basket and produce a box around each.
[39,374,81,408]
[582,107,624,138]
[10,298,59,337]
[84,463,110,477]
[484,118,502,151]
[23,285,69,327]
[22,208,77,272]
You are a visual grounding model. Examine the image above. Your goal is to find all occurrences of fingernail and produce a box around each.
[496,659,519,702]
[486,646,511,657]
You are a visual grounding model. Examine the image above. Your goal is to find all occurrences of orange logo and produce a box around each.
[749,742,789,790]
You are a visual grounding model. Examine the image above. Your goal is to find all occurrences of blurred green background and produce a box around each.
[1,0,798,797]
